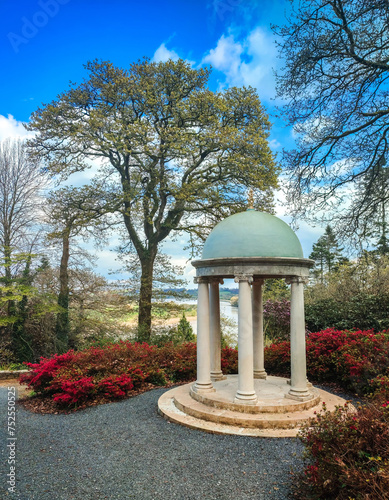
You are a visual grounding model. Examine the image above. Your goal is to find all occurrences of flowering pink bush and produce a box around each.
[264,329,389,394]
[20,341,238,408]
[53,377,96,405]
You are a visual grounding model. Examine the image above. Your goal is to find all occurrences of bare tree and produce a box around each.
[274,0,389,244]
[0,138,46,359]
[44,184,117,352]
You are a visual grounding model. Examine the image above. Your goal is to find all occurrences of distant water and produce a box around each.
[174,298,238,344]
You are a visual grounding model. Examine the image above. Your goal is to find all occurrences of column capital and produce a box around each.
[194,276,209,284]
[252,277,264,285]
[234,274,253,284]
[208,277,224,285]
[286,276,309,285]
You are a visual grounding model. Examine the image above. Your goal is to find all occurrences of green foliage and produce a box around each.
[309,226,347,283]
[0,362,27,370]
[219,288,238,300]
[305,256,389,332]
[0,339,17,366]
[0,253,51,362]
[28,57,278,340]
[305,293,389,332]
[263,279,290,301]
[141,313,194,347]
[177,312,195,342]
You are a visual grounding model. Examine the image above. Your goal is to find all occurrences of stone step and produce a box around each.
[158,382,350,438]
[174,386,318,429]
[190,375,321,414]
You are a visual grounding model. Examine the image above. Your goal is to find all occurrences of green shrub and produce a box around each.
[305,293,389,332]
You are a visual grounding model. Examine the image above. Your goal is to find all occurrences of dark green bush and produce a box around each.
[305,292,389,333]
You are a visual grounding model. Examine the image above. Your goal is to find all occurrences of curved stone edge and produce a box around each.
[157,390,300,438]
[157,383,351,438]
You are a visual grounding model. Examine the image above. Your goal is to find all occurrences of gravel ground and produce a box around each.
[0,386,306,500]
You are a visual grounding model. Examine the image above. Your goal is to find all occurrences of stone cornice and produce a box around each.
[192,256,313,279]
[192,257,314,268]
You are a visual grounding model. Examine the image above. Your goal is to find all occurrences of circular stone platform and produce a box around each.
[158,375,350,438]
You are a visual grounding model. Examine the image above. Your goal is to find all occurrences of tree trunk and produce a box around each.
[3,243,15,321]
[137,253,155,342]
[56,233,70,352]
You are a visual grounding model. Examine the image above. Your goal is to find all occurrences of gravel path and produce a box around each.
[0,386,305,500]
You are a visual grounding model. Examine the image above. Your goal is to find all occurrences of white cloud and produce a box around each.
[269,138,281,150]
[202,34,244,81]
[201,27,278,101]
[152,43,180,63]
[0,114,34,141]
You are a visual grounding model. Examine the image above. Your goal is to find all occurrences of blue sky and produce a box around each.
[1,0,323,284]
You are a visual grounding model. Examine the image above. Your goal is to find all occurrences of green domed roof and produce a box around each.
[201,210,304,259]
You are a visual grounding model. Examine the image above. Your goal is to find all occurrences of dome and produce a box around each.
[201,210,304,259]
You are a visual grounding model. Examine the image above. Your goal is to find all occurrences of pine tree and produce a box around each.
[309,226,346,282]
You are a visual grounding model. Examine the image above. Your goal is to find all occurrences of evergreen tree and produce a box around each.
[309,226,346,282]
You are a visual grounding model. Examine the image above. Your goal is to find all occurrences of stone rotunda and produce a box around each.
[158,208,348,437]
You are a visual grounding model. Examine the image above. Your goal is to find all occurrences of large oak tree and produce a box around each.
[274,0,389,244]
[28,58,278,340]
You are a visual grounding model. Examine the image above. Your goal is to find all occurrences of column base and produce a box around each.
[253,370,267,379]
[210,371,227,382]
[192,382,215,394]
[234,391,258,405]
[285,388,313,402]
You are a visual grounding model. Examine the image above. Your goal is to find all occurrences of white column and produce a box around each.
[193,277,214,393]
[287,276,311,401]
[234,274,257,404]
[209,277,225,381]
[252,279,267,379]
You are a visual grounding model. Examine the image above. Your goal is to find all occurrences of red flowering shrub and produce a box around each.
[97,374,134,398]
[20,351,77,392]
[296,402,389,499]
[20,341,239,409]
[53,377,96,405]
[264,329,389,394]
[221,346,238,373]
[262,329,389,498]
[156,342,197,381]
[263,341,291,376]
